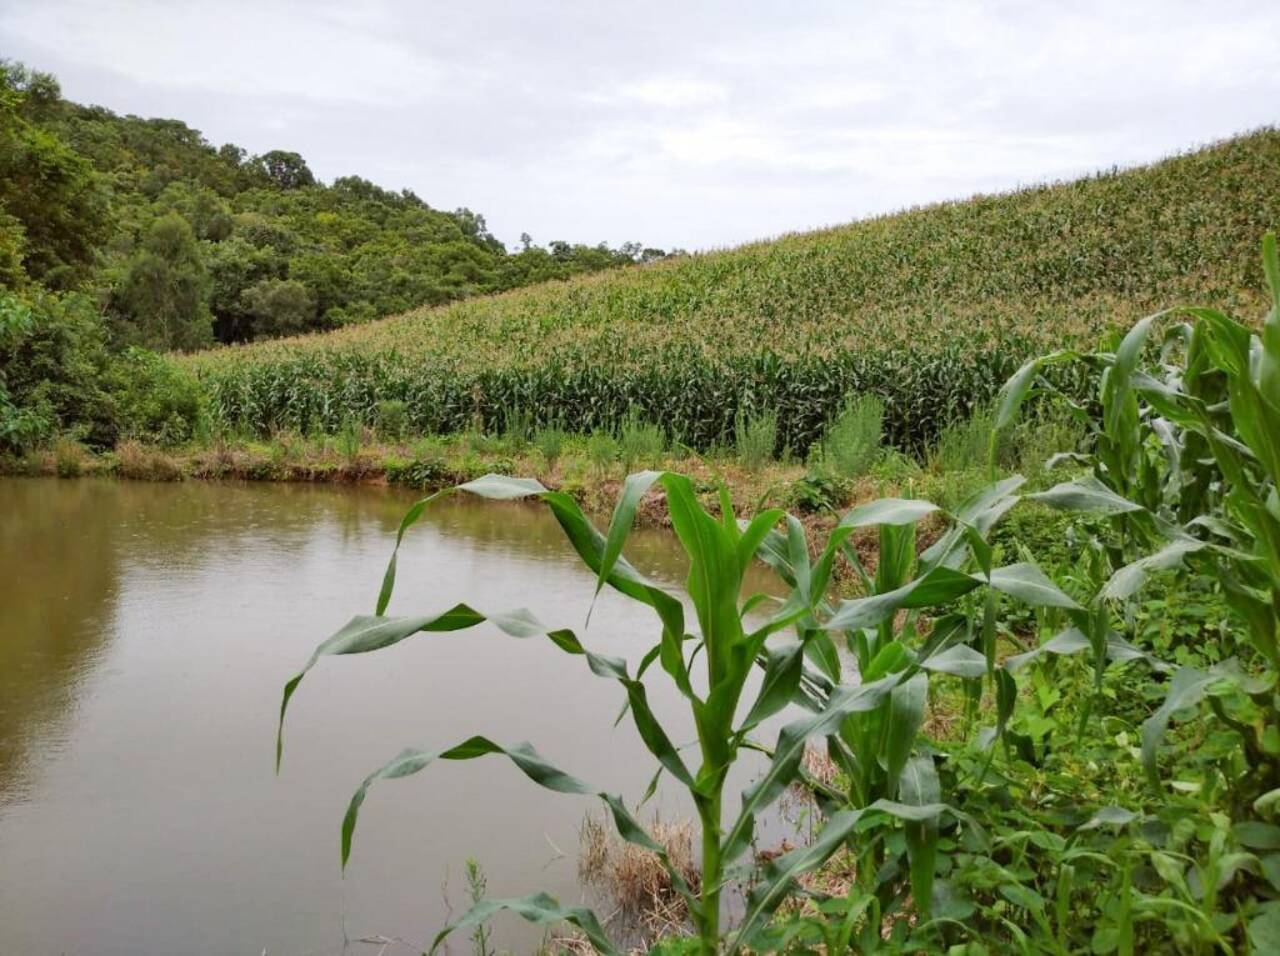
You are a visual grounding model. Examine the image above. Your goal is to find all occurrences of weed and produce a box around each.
[734,407,777,470]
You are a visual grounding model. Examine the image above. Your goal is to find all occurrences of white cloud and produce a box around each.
[0,0,1276,251]
[613,76,728,108]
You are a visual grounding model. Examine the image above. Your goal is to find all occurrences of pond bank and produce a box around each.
[3,433,944,532]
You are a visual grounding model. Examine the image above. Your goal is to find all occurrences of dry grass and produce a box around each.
[578,813,701,943]
[114,440,183,481]
[52,436,90,477]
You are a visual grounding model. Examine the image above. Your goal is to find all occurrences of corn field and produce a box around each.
[180,130,1280,452]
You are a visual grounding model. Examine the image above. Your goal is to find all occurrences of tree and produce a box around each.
[0,66,109,289]
[240,278,315,338]
[114,213,212,350]
[252,150,315,190]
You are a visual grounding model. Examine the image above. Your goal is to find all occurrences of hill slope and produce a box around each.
[0,61,663,349]
[186,129,1280,451]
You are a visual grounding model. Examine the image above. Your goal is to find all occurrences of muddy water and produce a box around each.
[0,477,804,955]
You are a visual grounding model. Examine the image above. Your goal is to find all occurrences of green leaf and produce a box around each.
[883,674,928,791]
[899,755,941,922]
[999,883,1045,911]
[825,566,979,631]
[595,470,664,604]
[1079,806,1137,831]
[1248,903,1280,952]
[1141,667,1219,784]
[276,607,695,788]
[988,562,1081,609]
[739,642,803,733]
[731,808,870,954]
[1234,821,1280,850]
[341,738,663,874]
[919,643,987,679]
[1005,627,1090,673]
[840,497,940,528]
[375,488,454,615]
[1100,539,1204,602]
[1029,475,1144,516]
[722,675,898,863]
[457,473,549,499]
[428,891,619,955]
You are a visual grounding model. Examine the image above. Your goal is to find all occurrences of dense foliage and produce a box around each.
[189,128,1280,453]
[279,239,1280,953]
[0,60,667,450]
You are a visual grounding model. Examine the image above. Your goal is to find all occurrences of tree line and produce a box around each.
[0,60,677,351]
[0,59,675,452]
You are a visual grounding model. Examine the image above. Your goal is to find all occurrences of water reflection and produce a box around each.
[0,479,122,804]
[0,477,786,956]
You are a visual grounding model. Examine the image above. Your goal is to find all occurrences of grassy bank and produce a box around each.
[182,130,1280,452]
[1,400,1077,538]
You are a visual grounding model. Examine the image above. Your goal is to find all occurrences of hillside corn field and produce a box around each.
[181,129,1280,453]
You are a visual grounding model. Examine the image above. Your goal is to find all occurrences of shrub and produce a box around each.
[0,288,116,450]
[502,407,535,446]
[375,398,409,440]
[929,405,997,474]
[533,426,566,469]
[52,435,88,477]
[734,406,777,470]
[586,430,619,473]
[114,439,183,481]
[108,348,204,446]
[820,395,883,477]
[334,417,361,462]
[619,410,665,470]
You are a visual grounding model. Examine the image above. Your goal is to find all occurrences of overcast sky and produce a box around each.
[2,0,1277,252]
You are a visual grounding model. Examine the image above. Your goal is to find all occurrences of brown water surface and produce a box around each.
[0,477,793,955]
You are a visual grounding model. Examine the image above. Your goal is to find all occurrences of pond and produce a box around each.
[0,477,802,955]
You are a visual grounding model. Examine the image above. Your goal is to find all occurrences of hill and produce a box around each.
[186,129,1280,451]
[0,60,667,451]
[0,60,665,347]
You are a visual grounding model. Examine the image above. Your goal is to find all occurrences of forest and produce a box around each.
[0,60,670,452]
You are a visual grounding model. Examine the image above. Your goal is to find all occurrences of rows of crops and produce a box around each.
[182,130,1280,452]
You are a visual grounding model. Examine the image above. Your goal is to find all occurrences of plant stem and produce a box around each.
[698,792,723,953]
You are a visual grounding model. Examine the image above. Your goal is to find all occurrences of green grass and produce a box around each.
[181,130,1279,452]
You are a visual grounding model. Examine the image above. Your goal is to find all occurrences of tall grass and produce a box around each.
[819,395,883,477]
[734,407,777,470]
[619,410,665,471]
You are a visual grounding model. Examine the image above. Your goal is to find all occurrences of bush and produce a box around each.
[619,410,665,470]
[734,406,777,469]
[52,436,89,477]
[375,399,409,440]
[929,404,997,474]
[820,395,883,477]
[107,348,204,446]
[586,430,619,473]
[501,407,534,446]
[533,426,565,468]
[0,288,116,450]
[334,417,361,461]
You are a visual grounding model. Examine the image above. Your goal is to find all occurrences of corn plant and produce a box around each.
[275,472,835,953]
[186,132,1280,454]
[276,465,1085,952]
[994,234,1280,809]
